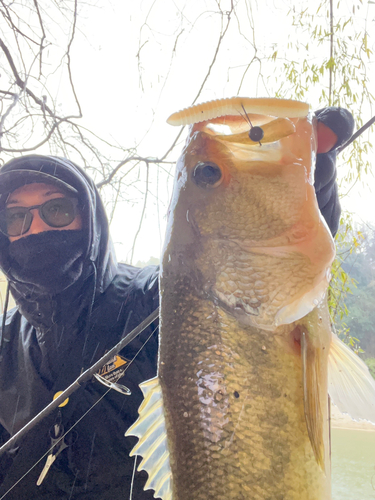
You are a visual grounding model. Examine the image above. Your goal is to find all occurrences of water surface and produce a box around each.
[332,428,375,500]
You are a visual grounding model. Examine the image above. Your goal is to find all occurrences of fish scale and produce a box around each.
[127,98,375,500]
[154,105,333,499]
[208,239,320,329]
[159,274,330,500]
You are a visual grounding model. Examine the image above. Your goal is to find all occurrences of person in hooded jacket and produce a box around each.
[0,107,354,500]
[0,156,159,499]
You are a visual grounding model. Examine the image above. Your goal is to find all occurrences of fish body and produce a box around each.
[159,291,331,499]
[159,102,331,499]
[127,98,375,500]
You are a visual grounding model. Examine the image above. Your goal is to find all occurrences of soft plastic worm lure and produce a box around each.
[167,97,309,126]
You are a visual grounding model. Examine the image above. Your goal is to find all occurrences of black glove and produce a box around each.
[314,107,355,237]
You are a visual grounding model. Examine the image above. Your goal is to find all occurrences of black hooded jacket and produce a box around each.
[0,156,159,499]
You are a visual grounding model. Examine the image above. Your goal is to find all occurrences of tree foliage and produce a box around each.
[273,1,374,348]
[365,358,375,380]
[0,0,374,272]
[335,224,375,355]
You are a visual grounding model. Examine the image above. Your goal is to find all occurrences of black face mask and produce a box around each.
[8,230,86,294]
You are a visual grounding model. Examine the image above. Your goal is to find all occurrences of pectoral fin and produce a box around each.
[301,330,326,472]
[328,333,375,424]
[125,377,172,500]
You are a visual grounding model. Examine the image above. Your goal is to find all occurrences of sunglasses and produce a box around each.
[0,197,79,237]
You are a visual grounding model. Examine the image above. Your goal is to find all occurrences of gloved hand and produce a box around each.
[314,107,355,236]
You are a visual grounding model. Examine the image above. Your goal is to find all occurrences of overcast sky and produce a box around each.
[59,0,374,264]
[3,0,374,263]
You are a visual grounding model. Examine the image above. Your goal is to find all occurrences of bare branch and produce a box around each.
[130,163,149,265]
[64,0,82,118]
[0,37,56,117]
[159,128,185,161]
[0,119,66,152]
[191,0,234,105]
[0,94,19,147]
[0,89,17,97]
[32,0,46,77]
[96,156,174,189]
[0,1,39,46]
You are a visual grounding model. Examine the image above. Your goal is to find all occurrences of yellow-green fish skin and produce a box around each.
[159,272,331,500]
[157,104,334,499]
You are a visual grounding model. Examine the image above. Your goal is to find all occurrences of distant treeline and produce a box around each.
[337,224,375,375]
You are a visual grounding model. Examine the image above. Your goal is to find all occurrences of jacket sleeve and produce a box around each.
[90,262,160,386]
[314,107,355,237]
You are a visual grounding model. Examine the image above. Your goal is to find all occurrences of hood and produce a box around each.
[0,155,118,328]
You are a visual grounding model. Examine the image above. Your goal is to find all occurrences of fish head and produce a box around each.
[163,98,335,330]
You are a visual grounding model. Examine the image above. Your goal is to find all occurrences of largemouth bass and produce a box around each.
[126,97,375,500]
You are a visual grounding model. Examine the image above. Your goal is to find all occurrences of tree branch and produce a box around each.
[191,0,234,105]
[0,37,55,117]
[0,119,65,152]
[130,163,149,265]
[32,0,46,78]
[0,1,39,46]
[95,156,174,189]
[0,94,19,147]
[65,0,82,118]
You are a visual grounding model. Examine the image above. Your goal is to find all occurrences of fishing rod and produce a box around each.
[0,307,159,457]
[337,115,375,154]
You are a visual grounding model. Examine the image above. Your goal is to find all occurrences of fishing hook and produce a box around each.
[240,103,264,145]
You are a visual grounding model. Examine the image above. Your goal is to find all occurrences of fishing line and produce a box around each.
[0,387,112,499]
[0,324,158,498]
[238,106,375,152]
[240,103,254,129]
[129,455,138,500]
[124,317,157,500]
[239,103,264,144]
[121,324,158,375]
[0,281,10,357]
[68,470,79,500]
[0,307,159,457]
[84,431,97,491]
[95,324,159,394]
[82,261,98,365]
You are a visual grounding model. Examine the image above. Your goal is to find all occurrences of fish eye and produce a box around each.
[192,162,223,188]
[249,126,264,142]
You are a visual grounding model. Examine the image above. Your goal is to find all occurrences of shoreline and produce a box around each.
[331,403,375,432]
[332,426,375,432]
